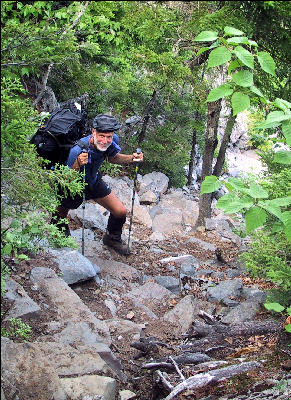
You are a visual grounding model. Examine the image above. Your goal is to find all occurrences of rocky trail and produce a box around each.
[1,172,290,400]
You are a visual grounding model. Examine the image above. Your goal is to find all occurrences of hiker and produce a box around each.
[51,114,143,255]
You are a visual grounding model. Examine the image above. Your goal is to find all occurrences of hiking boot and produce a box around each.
[103,233,130,255]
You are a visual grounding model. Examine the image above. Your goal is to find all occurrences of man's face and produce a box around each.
[92,129,113,151]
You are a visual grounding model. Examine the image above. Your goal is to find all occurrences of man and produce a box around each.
[52,114,143,255]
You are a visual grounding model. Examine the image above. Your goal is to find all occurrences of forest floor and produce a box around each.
[2,222,291,399]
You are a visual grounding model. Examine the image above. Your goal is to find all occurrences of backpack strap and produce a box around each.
[75,139,89,152]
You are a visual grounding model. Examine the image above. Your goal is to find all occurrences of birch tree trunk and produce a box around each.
[187,128,197,186]
[196,99,222,227]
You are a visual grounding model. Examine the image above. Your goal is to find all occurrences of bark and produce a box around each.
[137,88,157,144]
[196,99,222,227]
[213,114,236,177]
[164,361,261,400]
[30,1,90,111]
[187,128,197,186]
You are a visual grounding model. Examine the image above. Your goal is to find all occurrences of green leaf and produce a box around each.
[258,201,282,220]
[228,59,241,74]
[274,98,291,111]
[264,302,285,312]
[285,324,291,333]
[282,121,291,146]
[266,111,291,124]
[269,197,291,207]
[282,211,291,242]
[227,37,249,45]
[231,92,250,116]
[287,306,291,316]
[248,182,269,199]
[232,70,253,87]
[250,86,265,98]
[194,31,218,42]
[200,176,222,194]
[274,150,291,165]
[217,194,254,213]
[224,26,245,36]
[257,51,276,76]
[206,84,234,102]
[208,47,232,68]
[196,46,210,56]
[2,243,12,255]
[17,254,29,260]
[245,207,267,233]
[233,46,254,69]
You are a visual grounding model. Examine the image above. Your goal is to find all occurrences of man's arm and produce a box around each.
[108,152,143,165]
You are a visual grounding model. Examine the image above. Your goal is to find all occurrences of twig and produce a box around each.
[156,370,173,392]
[169,356,186,381]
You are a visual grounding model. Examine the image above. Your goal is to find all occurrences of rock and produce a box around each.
[3,278,41,320]
[132,204,152,228]
[163,295,210,334]
[207,279,244,305]
[119,389,137,399]
[92,257,140,284]
[138,171,169,198]
[47,249,96,284]
[152,210,184,235]
[30,267,111,344]
[105,319,145,341]
[221,301,262,324]
[69,202,108,231]
[126,282,175,314]
[186,237,216,252]
[60,375,116,400]
[154,275,180,294]
[1,337,67,400]
[140,190,158,205]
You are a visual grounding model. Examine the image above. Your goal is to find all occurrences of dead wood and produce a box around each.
[163,361,261,400]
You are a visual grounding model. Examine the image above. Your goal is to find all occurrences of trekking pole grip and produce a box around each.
[133,148,142,162]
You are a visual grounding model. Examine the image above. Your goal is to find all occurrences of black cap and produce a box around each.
[93,114,121,132]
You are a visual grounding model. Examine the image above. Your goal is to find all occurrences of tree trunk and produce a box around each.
[196,99,222,227]
[213,114,236,177]
[187,128,197,186]
[137,88,157,144]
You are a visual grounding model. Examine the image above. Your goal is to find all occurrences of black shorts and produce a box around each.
[60,177,111,209]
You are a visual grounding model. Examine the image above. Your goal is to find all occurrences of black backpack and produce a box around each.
[30,103,88,168]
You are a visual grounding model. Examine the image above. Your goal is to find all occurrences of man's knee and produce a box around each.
[112,205,127,219]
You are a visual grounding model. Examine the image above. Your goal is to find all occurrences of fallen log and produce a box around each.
[163,361,261,400]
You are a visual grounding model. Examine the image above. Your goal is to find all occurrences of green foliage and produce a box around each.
[99,160,122,177]
[264,302,291,334]
[239,231,291,290]
[137,123,190,188]
[1,316,32,341]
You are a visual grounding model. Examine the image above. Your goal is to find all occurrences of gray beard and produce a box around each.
[94,137,111,152]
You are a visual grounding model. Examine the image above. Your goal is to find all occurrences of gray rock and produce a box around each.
[60,375,116,400]
[30,267,111,344]
[1,337,67,400]
[69,202,108,231]
[47,249,96,284]
[207,279,244,305]
[186,237,216,252]
[154,275,180,294]
[3,278,41,320]
[221,301,261,324]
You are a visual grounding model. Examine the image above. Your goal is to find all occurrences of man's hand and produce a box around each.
[132,151,143,162]
[77,152,88,166]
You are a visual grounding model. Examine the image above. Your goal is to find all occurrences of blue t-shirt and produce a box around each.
[66,134,121,185]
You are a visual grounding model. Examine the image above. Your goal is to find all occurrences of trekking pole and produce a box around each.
[127,148,142,254]
[81,150,87,256]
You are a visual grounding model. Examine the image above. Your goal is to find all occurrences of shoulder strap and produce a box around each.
[75,139,89,152]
